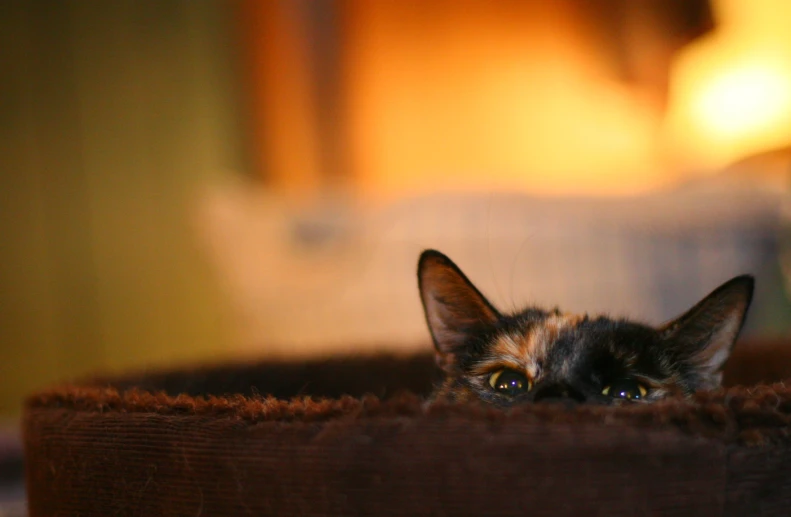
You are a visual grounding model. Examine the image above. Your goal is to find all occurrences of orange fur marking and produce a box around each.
[472,313,584,380]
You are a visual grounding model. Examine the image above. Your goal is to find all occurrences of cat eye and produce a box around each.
[602,378,648,400]
[488,369,532,396]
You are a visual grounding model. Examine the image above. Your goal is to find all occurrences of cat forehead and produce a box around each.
[490,312,586,363]
[489,311,656,366]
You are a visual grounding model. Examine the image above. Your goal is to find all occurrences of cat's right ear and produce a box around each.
[418,250,500,371]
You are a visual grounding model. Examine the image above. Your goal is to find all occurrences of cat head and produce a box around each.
[417,249,754,406]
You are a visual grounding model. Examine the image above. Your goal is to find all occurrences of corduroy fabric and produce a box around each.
[23,339,791,516]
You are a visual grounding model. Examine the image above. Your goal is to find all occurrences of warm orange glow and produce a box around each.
[662,0,791,169]
[693,64,791,138]
[245,0,791,199]
[341,0,670,200]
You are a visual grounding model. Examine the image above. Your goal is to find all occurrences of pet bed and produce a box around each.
[22,339,791,516]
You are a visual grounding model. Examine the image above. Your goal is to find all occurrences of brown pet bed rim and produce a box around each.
[25,381,791,447]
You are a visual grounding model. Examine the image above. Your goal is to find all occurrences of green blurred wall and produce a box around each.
[0,0,248,415]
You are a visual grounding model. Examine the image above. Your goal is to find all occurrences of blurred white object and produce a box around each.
[194,175,786,356]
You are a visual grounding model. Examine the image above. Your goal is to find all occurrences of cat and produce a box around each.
[417,249,754,406]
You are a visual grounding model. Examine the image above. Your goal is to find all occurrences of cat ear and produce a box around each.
[418,250,500,371]
[660,275,754,389]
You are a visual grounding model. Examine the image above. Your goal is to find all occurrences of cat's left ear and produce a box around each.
[660,275,754,389]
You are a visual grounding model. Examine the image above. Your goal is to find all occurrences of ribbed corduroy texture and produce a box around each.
[23,340,791,516]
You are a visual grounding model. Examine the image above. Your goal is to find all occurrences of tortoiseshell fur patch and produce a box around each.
[430,309,688,407]
[418,249,754,407]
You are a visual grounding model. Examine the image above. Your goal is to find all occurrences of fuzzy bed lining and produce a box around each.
[22,339,791,516]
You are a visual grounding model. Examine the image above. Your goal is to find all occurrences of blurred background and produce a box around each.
[3,0,791,508]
